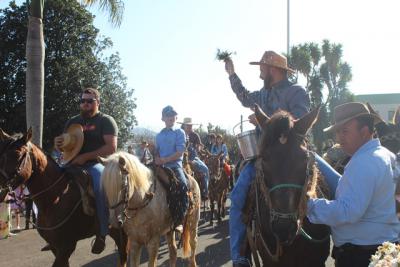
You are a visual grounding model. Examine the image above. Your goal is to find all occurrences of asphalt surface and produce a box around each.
[1,201,335,266]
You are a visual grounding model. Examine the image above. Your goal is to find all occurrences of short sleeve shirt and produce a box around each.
[155,128,186,168]
[64,112,118,155]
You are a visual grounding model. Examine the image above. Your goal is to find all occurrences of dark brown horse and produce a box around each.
[203,151,230,225]
[244,105,330,267]
[0,128,128,267]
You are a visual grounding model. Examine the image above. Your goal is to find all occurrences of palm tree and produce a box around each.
[25,0,124,146]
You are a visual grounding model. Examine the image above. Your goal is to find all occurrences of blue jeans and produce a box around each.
[229,155,341,264]
[86,163,109,237]
[191,157,209,195]
[229,161,255,265]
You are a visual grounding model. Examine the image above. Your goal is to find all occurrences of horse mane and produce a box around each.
[259,110,294,150]
[102,151,152,203]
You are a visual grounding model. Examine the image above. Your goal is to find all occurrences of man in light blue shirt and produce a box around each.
[308,102,400,267]
[155,105,189,230]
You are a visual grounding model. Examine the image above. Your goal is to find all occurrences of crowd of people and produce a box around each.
[1,49,399,267]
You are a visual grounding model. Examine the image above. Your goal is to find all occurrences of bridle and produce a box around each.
[248,136,327,265]
[0,140,33,195]
[109,170,155,227]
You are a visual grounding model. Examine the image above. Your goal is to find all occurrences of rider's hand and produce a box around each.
[225,58,235,76]
[54,135,64,150]
[248,113,259,127]
[70,154,87,166]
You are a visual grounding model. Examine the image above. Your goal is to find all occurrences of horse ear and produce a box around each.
[366,103,384,124]
[24,127,33,143]
[254,104,270,129]
[0,128,11,141]
[293,106,320,136]
[394,106,400,126]
[97,156,107,165]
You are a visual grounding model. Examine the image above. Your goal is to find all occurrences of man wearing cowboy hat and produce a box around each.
[307,102,400,267]
[224,51,310,266]
[54,87,118,254]
[138,140,153,166]
[179,117,210,200]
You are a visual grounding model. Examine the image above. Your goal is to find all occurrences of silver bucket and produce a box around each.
[233,121,259,160]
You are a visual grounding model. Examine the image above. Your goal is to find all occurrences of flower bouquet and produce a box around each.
[369,241,400,267]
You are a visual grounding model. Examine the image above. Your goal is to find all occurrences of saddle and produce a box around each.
[153,166,196,227]
[64,167,95,216]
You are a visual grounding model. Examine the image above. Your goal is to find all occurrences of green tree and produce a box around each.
[288,40,353,152]
[25,0,124,146]
[0,0,136,149]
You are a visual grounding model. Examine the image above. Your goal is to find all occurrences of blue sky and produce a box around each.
[2,0,400,132]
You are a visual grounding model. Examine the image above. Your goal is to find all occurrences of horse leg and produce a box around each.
[221,192,227,218]
[51,242,76,267]
[209,200,214,226]
[129,241,142,267]
[147,236,161,267]
[109,227,128,267]
[188,219,198,267]
[166,231,178,267]
[217,194,222,223]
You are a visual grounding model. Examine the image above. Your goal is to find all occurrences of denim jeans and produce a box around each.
[191,157,209,195]
[229,161,255,265]
[86,163,109,237]
[229,155,341,264]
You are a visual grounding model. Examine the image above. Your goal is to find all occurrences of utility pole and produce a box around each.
[287,0,290,56]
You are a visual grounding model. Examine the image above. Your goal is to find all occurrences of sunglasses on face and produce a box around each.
[80,98,96,104]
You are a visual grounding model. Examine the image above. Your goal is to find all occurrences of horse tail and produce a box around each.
[182,215,191,258]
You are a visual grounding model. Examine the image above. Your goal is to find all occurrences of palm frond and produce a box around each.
[81,0,124,27]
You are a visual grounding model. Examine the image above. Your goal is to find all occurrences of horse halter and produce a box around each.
[109,170,155,227]
[255,147,315,227]
[0,141,33,195]
[109,171,131,227]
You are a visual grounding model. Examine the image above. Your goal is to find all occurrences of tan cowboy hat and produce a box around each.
[249,51,295,73]
[177,117,200,125]
[323,102,382,132]
[59,124,84,164]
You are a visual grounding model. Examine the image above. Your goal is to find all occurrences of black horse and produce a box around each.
[0,128,128,267]
[243,105,330,267]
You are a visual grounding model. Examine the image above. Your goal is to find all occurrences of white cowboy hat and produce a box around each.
[177,117,200,125]
[59,124,84,164]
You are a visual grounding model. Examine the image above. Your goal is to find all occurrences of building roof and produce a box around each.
[355,93,400,105]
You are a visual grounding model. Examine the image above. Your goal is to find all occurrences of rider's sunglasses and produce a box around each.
[80,98,96,104]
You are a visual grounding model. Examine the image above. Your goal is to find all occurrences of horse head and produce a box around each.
[255,104,319,245]
[100,152,152,228]
[367,103,400,154]
[0,128,34,202]
[206,152,224,180]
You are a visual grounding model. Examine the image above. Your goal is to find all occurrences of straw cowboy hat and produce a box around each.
[323,102,382,132]
[177,117,200,125]
[59,124,84,164]
[249,51,295,73]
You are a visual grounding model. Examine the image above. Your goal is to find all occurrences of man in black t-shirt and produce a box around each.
[55,88,118,254]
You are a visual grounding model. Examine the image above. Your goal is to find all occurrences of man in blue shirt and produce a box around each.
[224,51,310,267]
[155,105,189,231]
[308,102,400,267]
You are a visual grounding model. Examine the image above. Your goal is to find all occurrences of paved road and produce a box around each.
[1,203,334,266]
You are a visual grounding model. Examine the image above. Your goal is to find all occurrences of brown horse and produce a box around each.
[100,152,201,267]
[0,128,128,267]
[244,105,330,267]
[203,151,230,225]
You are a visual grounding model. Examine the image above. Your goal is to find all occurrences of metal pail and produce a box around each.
[233,121,259,160]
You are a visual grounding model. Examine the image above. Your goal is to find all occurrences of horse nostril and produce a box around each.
[271,218,298,245]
